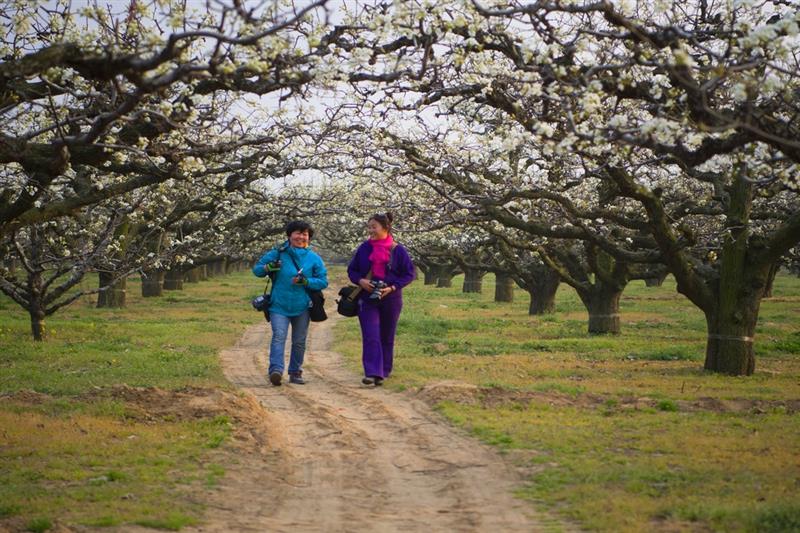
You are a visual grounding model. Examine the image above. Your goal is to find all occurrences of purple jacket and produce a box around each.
[347,241,416,299]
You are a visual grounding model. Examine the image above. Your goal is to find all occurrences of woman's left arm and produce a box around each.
[386,246,416,289]
[306,256,328,291]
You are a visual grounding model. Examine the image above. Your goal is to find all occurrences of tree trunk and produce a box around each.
[30,306,45,341]
[141,269,164,297]
[462,268,485,293]
[436,269,455,288]
[703,259,766,375]
[703,174,764,375]
[163,267,184,290]
[703,254,766,375]
[494,273,515,302]
[185,266,205,283]
[581,288,622,334]
[215,259,227,276]
[423,268,437,285]
[28,269,45,341]
[96,272,126,308]
[644,272,668,287]
[762,262,779,298]
[527,270,560,315]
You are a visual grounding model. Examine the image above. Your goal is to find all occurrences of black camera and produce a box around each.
[266,259,282,272]
[369,280,387,299]
[252,294,270,311]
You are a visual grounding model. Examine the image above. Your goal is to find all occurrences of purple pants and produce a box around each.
[358,295,403,378]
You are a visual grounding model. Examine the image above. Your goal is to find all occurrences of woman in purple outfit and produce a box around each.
[347,213,416,386]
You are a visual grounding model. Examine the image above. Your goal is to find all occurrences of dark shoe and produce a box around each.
[269,371,282,386]
[362,377,374,385]
[289,373,305,385]
[374,377,384,386]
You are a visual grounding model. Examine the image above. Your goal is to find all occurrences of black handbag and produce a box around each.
[308,289,328,322]
[336,285,361,317]
[337,265,374,317]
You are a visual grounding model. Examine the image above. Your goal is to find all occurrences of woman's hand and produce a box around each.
[378,286,394,299]
[358,278,373,291]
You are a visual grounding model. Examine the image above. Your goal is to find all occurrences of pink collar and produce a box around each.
[369,235,394,249]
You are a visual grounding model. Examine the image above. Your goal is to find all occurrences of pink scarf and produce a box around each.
[368,235,394,278]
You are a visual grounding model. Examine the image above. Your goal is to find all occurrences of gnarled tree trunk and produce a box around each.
[703,272,765,375]
[527,269,560,315]
[702,175,767,375]
[762,262,780,298]
[214,259,227,276]
[163,267,184,290]
[27,269,46,341]
[644,272,668,287]
[416,263,437,285]
[429,263,458,288]
[580,287,622,335]
[185,265,206,283]
[494,273,515,302]
[141,269,164,297]
[436,269,455,288]
[97,272,126,308]
[462,268,485,293]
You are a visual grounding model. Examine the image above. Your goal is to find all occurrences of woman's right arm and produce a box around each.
[252,249,278,278]
[347,243,373,290]
[347,244,362,285]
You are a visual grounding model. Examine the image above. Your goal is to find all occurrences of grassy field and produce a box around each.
[334,271,800,533]
[2,267,798,532]
[0,269,265,530]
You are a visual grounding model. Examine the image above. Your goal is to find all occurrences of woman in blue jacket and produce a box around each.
[347,212,415,386]
[253,220,328,386]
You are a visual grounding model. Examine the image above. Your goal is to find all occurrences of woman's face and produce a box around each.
[367,220,388,240]
[289,229,310,248]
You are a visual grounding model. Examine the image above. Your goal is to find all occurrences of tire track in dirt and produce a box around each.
[192,311,556,532]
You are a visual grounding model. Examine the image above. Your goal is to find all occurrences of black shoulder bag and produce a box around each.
[337,268,371,318]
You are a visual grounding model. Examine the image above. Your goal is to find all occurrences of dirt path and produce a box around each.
[191,313,552,532]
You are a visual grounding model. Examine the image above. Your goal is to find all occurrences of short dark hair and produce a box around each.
[369,212,394,232]
[285,220,314,239]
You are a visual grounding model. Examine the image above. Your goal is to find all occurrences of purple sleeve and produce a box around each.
[347,242,368,285]
[385,245,416,289]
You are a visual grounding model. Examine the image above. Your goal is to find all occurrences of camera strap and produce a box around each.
[345,267,373,302]
[286,249,321,299]
[346,242,397,301]
[286,249,304,275]
[262,277,273,297]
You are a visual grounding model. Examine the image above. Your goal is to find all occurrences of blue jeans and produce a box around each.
[269,310,310,375]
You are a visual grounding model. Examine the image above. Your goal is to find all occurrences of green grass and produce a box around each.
[0,274,256,395]
[335,271,800,532]
[0,268,263,530]
[25,517,52,533]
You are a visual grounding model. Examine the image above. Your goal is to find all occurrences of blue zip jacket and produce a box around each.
[253,242,328,317]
